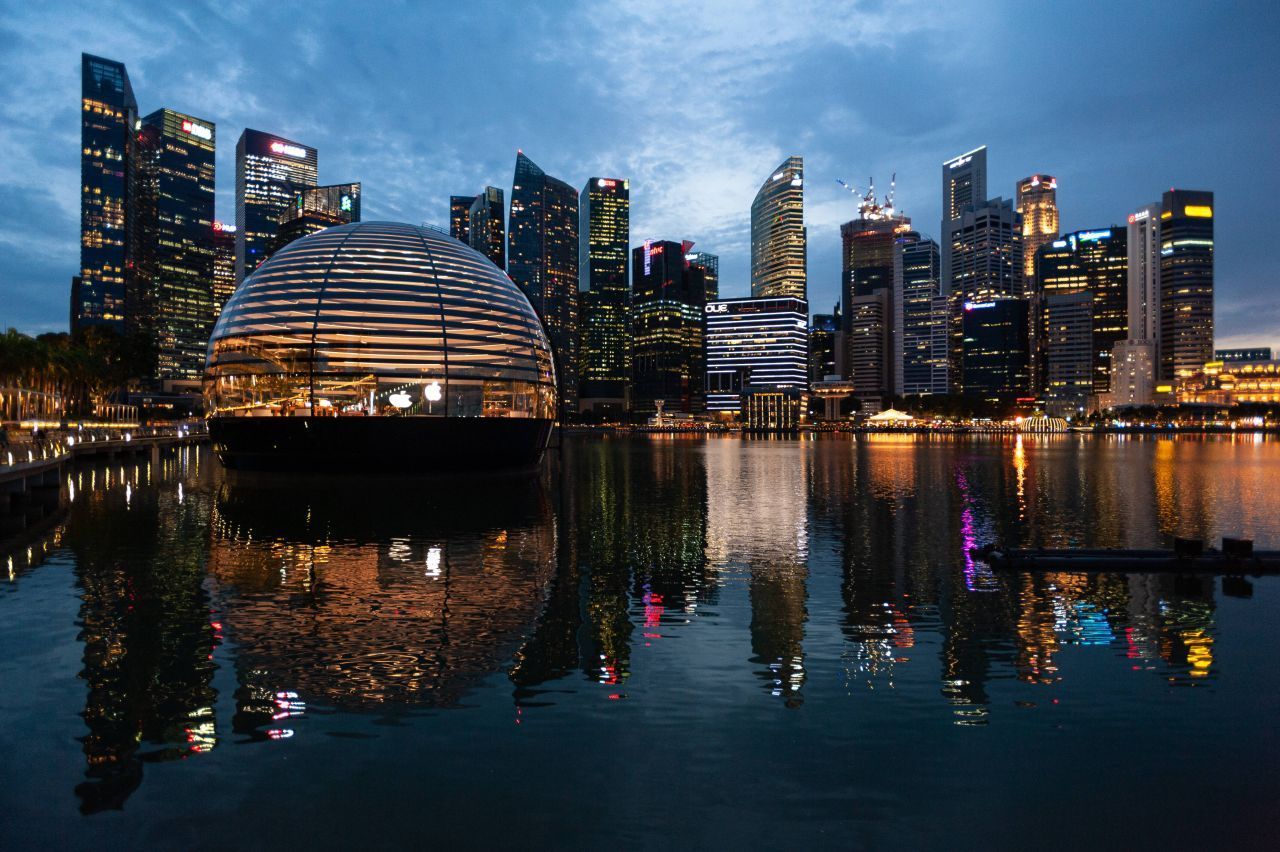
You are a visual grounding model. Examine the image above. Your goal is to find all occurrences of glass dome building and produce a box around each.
[204,221,557,471]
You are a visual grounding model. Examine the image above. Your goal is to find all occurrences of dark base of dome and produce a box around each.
[209,416,554,473]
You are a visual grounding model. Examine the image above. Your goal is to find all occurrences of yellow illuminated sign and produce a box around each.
[1184,205,1213,218]
[1155,385,1173,393]
[1160,211,1172,219]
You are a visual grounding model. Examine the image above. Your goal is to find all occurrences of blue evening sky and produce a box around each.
[1,0,1276,347]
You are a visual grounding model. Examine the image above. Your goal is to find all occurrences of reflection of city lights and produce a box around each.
[426,546,442,578]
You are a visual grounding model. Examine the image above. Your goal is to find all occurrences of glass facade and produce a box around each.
[750,156,806,300]
[578,177,630,404]
[205,222,555,420]
[1159,189,1214,380]
[274,183,361,254]
[449,195,474,244]
[809,311,838,384]
[704,297,809,413]
[1035,227,1129,395]
[961,297,1030,404]
[212,222,236,317]
[896,237,945,395]
[631,240,706,414]
[687,251,719,301]
[507,152,579,411]
[467,186,505,268]
[941,146,987,295]
[136,108,217,383]
[235,129,317,286]
[78,53,137,331]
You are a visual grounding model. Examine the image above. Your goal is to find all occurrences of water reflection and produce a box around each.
[209,474,556,718]
[2,434,1276,820]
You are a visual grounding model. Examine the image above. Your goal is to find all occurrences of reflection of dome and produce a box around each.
[208,476,556,712]
[204,222,557,472]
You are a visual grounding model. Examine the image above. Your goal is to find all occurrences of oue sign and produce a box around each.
[705,304,729,314]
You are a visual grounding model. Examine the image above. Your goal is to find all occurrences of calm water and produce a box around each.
[2,434,1279,850]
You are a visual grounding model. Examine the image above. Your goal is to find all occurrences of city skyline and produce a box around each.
[1,1,1277,352]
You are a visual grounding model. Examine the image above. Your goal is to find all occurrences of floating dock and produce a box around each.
[973,539,1280,574]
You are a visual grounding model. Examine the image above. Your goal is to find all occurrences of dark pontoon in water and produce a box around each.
[972,538,1280,574]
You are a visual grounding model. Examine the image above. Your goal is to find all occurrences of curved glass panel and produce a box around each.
[204,222,556,419]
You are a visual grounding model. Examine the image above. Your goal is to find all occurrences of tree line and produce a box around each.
[0,327,155,418]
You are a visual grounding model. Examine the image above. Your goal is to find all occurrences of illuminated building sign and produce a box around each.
[1128,209,1150,224]
[213,221,237,233]
[270,141,307,158]
[597,178,616,188]
[705,303,728,314]
[1077,229,1112,242]
[1052,239,1068,248]
[1184,205,1213,218]
[964,301,995,311]
[341,195,352,212]
[181,120,212,140]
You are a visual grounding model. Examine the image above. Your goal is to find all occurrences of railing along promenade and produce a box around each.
[1,424,208,535]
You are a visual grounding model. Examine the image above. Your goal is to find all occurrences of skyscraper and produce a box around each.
[212,222,236,317]
[578,177,630,412]
[508,152,580,411]
[1127,202,1162,344]
[686,251,719,301]
[77,53,138,331]
[235,129,317,285]
[136,109,217,384]
[895,237,945,396]
[1035,227,1128,399]
[809,311,839,384]
[951,197,1024,397]
[467,187,505,268]
[750,156,806,299]
[839,184,911,409]
[705,297,809,413]
[941,146,987,294]
[1016,174,1059,285]
[274,183,361,254]
[1042,291,1094,414]
[449,195,474,244]
[631,240,706,414]
[961,298,1030,405]
[1159,189,1214,380]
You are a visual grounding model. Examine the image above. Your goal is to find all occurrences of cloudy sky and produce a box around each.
[1,0,1276,347]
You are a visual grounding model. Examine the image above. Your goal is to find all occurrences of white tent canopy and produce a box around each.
[868,408,915,422]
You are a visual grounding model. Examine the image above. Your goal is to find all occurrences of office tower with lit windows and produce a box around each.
[235,129,317,285]
[961,297,1030,405]
[1042,291,1094,414]
[1159,189,1214,380]
[468,186,505,267]
[750,156,806,299]
[77,53,138,332]
[508,152,580,411]
[950,197,1023,394]
[705,297,809,413]
[449,195,474,244]
[578,177,630,412]
[840,184,911,409]
[1127,202,1162,344]
[687,251,719,301]
[631,240,706,414]
[212,222,236,317]
[135,109,217,385]
[274,183,361,254]
[1016,175,1059,286]
[1034,227,1128,400]
[809,311,839,384]
[896,237,945,396]
[941,146,987,294]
